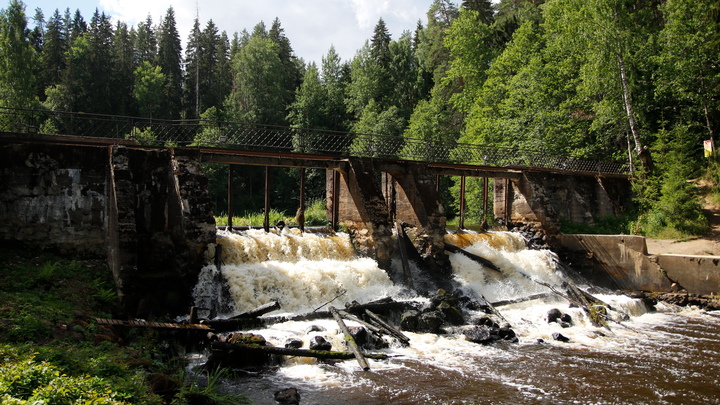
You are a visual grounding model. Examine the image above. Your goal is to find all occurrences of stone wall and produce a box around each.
[0,143,109,257]
[1,142,215,316]
[494,172,631,238]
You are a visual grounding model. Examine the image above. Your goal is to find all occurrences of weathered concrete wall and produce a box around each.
[494,173,631,232]
[107,146,216,316]
[1,142,215,316]
[558,234,720,295]
[328,159,394,269]
[0,143,109,257]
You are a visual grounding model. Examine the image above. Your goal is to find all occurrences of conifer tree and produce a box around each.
[157,7,183,118]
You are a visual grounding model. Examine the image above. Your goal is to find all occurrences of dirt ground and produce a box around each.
[644,200,720,256]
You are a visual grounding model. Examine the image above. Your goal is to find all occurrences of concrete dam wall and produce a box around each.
[0,143,215,315]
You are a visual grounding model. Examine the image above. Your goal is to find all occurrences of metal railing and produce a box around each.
[0,107,630,175]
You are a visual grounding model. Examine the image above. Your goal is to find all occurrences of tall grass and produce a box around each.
[215,199,329,227]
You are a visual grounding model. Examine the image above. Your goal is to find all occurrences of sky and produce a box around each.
[20,0,455,65]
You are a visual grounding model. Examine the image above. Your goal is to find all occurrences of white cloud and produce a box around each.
[28,0,445,64]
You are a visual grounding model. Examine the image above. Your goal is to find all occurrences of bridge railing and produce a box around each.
[0,107,630,175]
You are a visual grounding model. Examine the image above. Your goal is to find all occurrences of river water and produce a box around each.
[193,229,720,404]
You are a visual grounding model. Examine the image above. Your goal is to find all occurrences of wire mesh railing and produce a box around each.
[0,107,630,175]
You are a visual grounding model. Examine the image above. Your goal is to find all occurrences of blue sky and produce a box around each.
[19,0,454,65]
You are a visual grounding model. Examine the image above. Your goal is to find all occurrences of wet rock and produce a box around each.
[547,308,563,323]
[274,387,301,404]
[348,326,387,350]
[560,313,573,324]
[437,301,465,325]
[284,338,303,349]
[463,325,493,344]
[552,332,570,342]
[560,322,571,328]
[418,310,444,334]
[471,316,499,328]
[309,335,332,351]
[498,325,516,341]
[400,310,420,331]
[305,325,326,333]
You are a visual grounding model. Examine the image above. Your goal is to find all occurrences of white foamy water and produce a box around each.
[193,229,720,404]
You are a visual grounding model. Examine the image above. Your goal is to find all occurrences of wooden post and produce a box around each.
[299,167,306,233]
[329,306,370,371]
[264,166,270,232]
[459,176,466,230]
[481,177,488,230]
[504,178,511,226]
[227,165,234,230]
[331,170,339,231]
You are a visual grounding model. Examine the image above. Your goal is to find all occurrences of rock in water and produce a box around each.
[463,325,493,344]
[309,335,332,351]
[552,332,570,342]
[274,387,300,404]
[547,308,563,323]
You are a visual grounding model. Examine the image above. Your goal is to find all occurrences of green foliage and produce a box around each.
[561,215,632,235]
[632,125,708,237]
[0,0,38,109]
[134,61,166,118]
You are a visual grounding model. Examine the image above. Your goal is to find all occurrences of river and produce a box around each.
[193,229,720,404]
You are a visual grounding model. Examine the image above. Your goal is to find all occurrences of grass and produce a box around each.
[216,198,330,228]
[0,244,248,404]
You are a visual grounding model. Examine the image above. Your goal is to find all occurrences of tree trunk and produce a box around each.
[210,341,390,360]
[329,306,370,371]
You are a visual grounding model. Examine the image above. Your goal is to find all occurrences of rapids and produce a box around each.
[192,229,720,404]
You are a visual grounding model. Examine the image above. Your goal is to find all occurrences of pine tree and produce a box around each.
[156,7,183,119]
[39,9,67,98]
[112,21,135,115]
[133,15,156,65]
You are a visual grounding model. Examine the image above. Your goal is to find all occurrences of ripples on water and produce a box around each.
[193,229,720,404]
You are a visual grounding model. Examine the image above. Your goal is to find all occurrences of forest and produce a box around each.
[1,0,718,237]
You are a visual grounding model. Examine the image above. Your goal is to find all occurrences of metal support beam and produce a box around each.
[264,166,270,232]
[227,165,234,230]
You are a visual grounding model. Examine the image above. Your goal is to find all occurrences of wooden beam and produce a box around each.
[264,166,270,232]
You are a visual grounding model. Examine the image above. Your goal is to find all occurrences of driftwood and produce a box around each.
[365,309,411,346]
[476,294,510,326]
[202,302,281,332]
[329,306,370,371]
[444,243,501,273]
[491,293,553,307]
[210,342,390,361]
[337,310,384,335]
[313,290,346,312]
[534,280,640,332]
[231,301,281,319]
[345,297,419,317]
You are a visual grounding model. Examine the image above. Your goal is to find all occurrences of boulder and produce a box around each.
[552,332,570,342]
[284,338,303,349]
[274,387,301,404]
[400,310,420,331]
[547,308,563,323]
[309,335,332,351]
[463,325,493,344]
[418,310,444,334]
